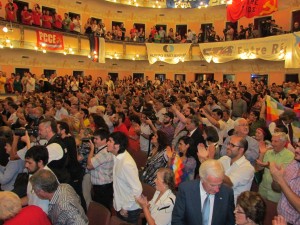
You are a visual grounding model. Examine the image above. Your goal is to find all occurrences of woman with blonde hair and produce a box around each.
[0,191,51,225]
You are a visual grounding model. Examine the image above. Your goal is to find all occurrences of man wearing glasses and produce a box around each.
[220,118,259,166]
[198,135,254,204]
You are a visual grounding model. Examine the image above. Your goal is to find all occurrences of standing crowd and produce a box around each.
[0,72,299,225]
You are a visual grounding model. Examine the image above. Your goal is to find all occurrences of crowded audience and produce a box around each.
[0,69,299,225]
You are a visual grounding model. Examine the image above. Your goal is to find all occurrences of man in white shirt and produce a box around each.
[19,145,53,214]
[107,131,142,224]
[25,72,35,93]
[153,100,167,129]
[222,110,235,139]
[218,135,254,203]
[54,99,68,121]
[198,135,254,204]
[140,112,152,153]
[88,98,99,114]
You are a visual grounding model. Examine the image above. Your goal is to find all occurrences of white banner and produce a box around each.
[99,37,105,64]
[199,32,300,68]
[285,32,300,68]
[146,43,192,64]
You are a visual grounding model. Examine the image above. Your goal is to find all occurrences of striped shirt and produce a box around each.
[49,184,88,225]
[277,160,300,225]
[90,145,114,185]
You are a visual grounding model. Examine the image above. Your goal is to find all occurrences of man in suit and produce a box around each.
[172,159,235,225]
[185,114,205,177]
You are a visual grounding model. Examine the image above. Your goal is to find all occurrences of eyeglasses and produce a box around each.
[228,142,241,148]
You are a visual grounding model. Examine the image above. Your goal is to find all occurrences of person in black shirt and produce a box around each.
[57,121,86,211]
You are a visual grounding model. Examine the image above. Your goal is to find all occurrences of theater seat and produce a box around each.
[141,182,156,200]
[109,216,132,225]
[127,149,148,171]
[263,199,278,225]
[87,201,111,225]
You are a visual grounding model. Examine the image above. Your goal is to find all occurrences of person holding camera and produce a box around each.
[86,129,114,210]
[146,112,175,147]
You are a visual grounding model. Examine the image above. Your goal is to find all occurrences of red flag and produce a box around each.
[227,0,278,22]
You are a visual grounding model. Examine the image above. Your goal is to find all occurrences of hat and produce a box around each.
[163,112,174,119]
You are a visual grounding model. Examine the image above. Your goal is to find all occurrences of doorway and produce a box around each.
[176,24,187,38]
[15,68,30,78]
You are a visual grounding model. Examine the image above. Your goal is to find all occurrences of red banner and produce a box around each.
[227,0,278,22]
[36,30,64,50]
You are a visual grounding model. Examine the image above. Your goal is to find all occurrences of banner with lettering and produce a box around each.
[285,32,300,69]
[167,0,202,8]
[36,30,64,50]
[146,43,192,64]
[199,32,300,68]
[227,0,278,22]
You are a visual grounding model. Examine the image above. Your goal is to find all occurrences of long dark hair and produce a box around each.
[90,113,109,131]
[178,136,195,158]
[151,130,169,152]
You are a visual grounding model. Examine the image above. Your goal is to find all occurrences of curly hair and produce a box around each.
[237,191,266,225]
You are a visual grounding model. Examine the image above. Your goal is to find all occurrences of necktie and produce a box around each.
[288,123,293,145]
[202,193,210,225]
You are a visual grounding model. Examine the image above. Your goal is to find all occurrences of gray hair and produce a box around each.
[234,118,247,128]
[272,132,288,142]
[0,191,22,220]
[30,169,59,193]
[199,159,224,180]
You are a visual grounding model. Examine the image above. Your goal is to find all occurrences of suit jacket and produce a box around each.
[172,179,235,225]
[190,127,204,147]
[190,127,205,177]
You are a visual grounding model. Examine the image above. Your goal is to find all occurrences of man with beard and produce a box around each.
[112,112,128,136]
[21,145,54,214]
[146,112,175,146]
[204,94,221,112]
[270,140,300,224]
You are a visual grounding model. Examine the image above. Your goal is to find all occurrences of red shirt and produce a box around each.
[6,9,15,21]
[4,205,51,225]
[130,28,137,38]
[114,123,129,136]
[42,15,52,29]
[21,10,32,24]
[32,10,41,26]
[150,29,157,38]
[53,15,62,29]
[5,2,18,10]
